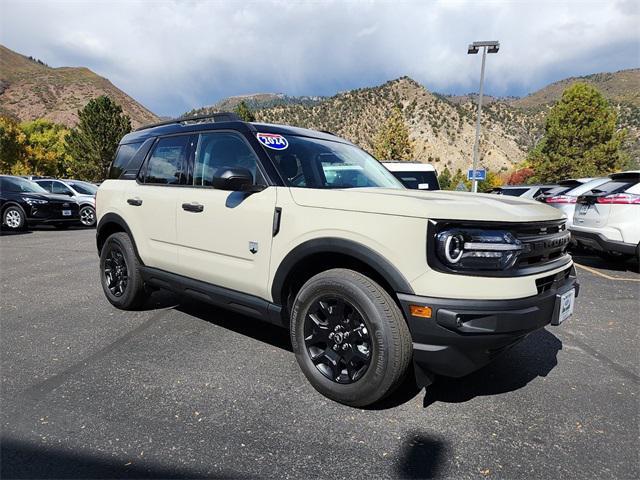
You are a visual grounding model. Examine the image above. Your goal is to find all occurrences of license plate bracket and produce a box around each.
[552,288,575,326]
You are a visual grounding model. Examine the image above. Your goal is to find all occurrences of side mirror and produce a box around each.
[211,167,255,191]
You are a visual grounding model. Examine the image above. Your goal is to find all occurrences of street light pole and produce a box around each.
[467,40,499,193]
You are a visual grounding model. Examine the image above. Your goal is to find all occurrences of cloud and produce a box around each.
[1,0,638,116]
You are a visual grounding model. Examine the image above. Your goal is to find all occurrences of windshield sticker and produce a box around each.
[257,132,289,150]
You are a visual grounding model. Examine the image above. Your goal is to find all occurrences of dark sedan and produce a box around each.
[0,175,80,231]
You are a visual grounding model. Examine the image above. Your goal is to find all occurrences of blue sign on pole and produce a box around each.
[467,169,486,181]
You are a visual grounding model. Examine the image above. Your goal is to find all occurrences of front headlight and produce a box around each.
[24,197,49,205]
[435,228,524,271]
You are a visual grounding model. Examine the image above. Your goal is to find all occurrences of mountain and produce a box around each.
[185,92,324,117]
[255,77,531,173]
[0,45,159,128]
[193,69,638,173]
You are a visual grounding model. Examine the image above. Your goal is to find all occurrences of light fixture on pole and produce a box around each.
[467,40,499,193]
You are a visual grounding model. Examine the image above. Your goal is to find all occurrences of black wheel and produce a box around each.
[2,205,26,231]
[79,205,96,227]
[290,268,412,407]
[100,232,148,310]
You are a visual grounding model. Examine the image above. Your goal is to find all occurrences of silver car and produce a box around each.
[34,179,97,227]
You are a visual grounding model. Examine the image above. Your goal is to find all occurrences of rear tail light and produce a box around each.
[596,193,640,204]
[546,195,576,204]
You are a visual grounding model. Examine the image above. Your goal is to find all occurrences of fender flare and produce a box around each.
[96,212,142,261]
[270,237,415,304]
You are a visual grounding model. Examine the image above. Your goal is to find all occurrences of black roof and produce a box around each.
[120,114,350,146]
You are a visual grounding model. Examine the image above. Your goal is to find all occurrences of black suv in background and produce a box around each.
[0,175,80,231]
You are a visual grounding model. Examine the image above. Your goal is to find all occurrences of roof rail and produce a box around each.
[134,112,242,132]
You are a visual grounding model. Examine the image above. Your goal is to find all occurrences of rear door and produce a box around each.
[174,131,277,299]
[124,134,193,271]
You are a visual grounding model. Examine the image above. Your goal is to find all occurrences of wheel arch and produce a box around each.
[271,238,415,313]
[96,213,142,262]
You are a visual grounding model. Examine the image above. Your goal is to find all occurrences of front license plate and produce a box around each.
[578,204,589,215]
[553,289,575,325]
[62,210,71,216]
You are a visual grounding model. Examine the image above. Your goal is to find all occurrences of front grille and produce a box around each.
[514,220,571,270]
[535,266,572,294]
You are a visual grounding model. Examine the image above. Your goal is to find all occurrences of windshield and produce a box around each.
[0,176,48,193]
[390,170,440,190]
[67,181,98,195]
[262,135,403,189]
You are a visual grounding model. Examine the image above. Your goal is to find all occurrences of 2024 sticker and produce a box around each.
[257,132,289,150]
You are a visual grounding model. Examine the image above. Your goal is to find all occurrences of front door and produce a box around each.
[175,131,277,300]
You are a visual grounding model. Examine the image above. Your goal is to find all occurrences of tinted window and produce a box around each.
[67,182,97,195]
[589,180,637,195]
[35,180,54,192]
[145,136,189,185]
[109,141,144,179]
[391,171,439,190]
[193,133,257,187]
[52,181,73,195]
[0,177,48,193]
[500,188,529,196]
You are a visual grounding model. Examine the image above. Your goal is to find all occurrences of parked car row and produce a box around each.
[0,175,97,231]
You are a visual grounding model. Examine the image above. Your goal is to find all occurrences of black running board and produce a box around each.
[139,266,285,327]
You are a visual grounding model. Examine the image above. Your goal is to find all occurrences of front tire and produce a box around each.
[100,232,148,310]
[79,205,96,227]
[290,268,412,407]
[3,205,26,231]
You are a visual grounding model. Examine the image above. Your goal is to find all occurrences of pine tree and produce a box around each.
[234,101,256,122]
[528,83,627,182]
[66,96,131,181]
[438,166,452,190]
[373,106,414,160]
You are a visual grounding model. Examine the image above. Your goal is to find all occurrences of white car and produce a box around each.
[34,179,98,227]
[382,162,439,190]
[571,171,640,262]
[489,185,556,200]
[544,177,609,227]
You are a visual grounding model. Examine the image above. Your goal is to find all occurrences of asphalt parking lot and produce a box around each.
[1,228,638,479]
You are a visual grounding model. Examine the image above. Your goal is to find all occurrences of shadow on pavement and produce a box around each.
[394,432,449,479]
[177,299,293,352]
[423,328,562,407]
[570,249,639,274]
[0,437,238,479]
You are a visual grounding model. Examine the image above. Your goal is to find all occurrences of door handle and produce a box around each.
[182,202,204,213]
[127,197,142,206]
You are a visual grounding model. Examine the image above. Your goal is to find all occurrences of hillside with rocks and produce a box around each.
[0,45,159,128]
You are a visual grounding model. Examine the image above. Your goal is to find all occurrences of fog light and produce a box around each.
[410,305,432,318]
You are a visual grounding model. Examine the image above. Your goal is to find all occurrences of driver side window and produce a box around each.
[52,181,73,195]
[193,132,258,187]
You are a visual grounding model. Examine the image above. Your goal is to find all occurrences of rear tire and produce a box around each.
[290,268,412,407]
[2,205,26,231]
[100,232,148,310]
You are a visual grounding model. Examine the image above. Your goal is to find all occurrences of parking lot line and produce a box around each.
[574,263,640,282]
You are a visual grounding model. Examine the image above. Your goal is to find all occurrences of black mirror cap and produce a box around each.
[211,167,254,191]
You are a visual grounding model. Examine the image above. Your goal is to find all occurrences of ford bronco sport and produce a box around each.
[96,113,578,407]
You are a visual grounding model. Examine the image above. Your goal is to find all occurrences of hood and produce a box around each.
[289,187,565,223]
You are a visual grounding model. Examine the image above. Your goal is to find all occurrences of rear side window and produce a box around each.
[35,180,54,192]
[51,181,73,195]
[144,136,189,185]
[109,142,144,179]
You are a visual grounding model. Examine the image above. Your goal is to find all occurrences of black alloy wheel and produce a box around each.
[103,244,129,297]
[304,296,372,384]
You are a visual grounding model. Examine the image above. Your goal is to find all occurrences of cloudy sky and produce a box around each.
[1,0,638,116]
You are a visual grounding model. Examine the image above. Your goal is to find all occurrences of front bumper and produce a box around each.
[398,265,578,379]
[570,229,636,255]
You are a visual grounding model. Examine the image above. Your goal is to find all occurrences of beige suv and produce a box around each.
[96,114,578,407]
